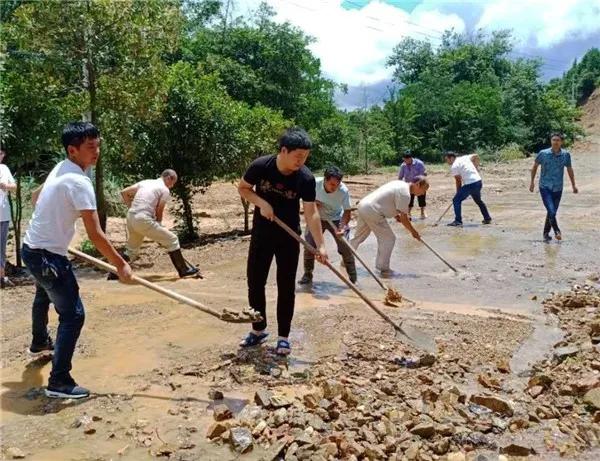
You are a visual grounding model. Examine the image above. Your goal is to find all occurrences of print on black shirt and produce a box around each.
[243,155,316,232]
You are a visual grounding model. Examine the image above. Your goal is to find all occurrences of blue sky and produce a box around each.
[236,1,600,108]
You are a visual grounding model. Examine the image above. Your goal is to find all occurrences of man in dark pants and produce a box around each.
[444,152,492,227]
[529,132,578,241]
[237,127,328,356]
[398,151,427,220]
[298,165,356,284]
[23,122,132,399]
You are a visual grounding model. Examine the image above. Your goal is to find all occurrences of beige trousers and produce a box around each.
[350,205,396,271]
[126,212,179,260]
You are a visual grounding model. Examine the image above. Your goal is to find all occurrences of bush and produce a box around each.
[104,174,128,218]
[79,239,100,257]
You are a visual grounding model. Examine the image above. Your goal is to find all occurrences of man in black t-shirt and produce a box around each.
[238,127,328,356]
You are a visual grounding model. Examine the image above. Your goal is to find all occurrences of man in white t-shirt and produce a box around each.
[22,122,132,399]
[0,145,17,288]
[444,152,492,227]
[298,166,357,284]
[118,170,199,278]
[350,177,428,276]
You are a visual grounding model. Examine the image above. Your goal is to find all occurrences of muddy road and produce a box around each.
[1,133,599,460]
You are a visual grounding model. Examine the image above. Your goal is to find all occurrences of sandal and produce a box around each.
[239,332,269,348]
[275,339,291,356]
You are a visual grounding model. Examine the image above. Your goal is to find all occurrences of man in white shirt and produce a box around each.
[0,145,17,288]
[444,152,492,227]
[22,122,132,399]
[350,177,428,276]
[118,170,199,278]
[298,166,357,284]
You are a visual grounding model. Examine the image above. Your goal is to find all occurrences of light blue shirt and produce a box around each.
[536,148,572,192]
[315,177,351,222]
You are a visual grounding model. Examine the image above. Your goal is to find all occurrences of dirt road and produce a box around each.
[1,127,599,460]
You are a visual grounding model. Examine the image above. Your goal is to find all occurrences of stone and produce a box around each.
[318,442,338,457]
[410,423,435,438]
[447,453,466,461]
[500,443,536,456]
[478,373,501,390]
[135,419,149,429]
[252,420,267,436]
[322,379,344,399]
[153,444,175,457]
[553,345,579,362]
[238,405,265,427]
[213,404,232,421]
[6,447,26,459]
[255,389,274,408]
[71,415,92,428]
[583,388,600,409]
[572,375,600,394]
[83,425,96,435]
[528,385,544,398]
[434,424,455,436]
[270,394,293,408]
[418,353,436,367]
[206,422,228,439]
[208,389,224,400]
[229,427,253,453]
[527,374,553,389]
[303,390,322,409]
[496,359,511,374]
[470,395,514,416]
[590,320,600,336]
[273,408,288,426]
[432,438,450,455]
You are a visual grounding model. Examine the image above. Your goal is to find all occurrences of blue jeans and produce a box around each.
[452,180,491,224]
[540,187,562,236]
[22,244,85,384]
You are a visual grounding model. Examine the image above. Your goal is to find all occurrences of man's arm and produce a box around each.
[395,212,420,240]
[303,201,328,263]
[529,161,539,192]
[567,167,578,193]
[339,209,352,230]
[155,200,167,223]
[238,178,274,220]
[470,154,481,170]
[0,182,17,192]
[80,210,132,282]
[454,176,462,193]
[120,184,138,208]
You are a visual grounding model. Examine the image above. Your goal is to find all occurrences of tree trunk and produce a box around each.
[8,175,22,267]
[175,184,196,240]
[241,197,250,233]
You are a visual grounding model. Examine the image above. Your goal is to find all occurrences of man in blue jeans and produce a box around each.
[23,122,132,399]
[444,152,492,227]
[529,132,578,242]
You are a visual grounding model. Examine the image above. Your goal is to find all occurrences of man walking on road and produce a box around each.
[398,150,428,220]
[529,133,578,242]
[237,127,328,356]
[444,152,492,227]
[23,122,132,399]
[118,170,200,278]
[350,177,428,277]
[298,165,357,285]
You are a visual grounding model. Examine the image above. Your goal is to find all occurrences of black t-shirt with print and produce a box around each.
[243,154,316,233]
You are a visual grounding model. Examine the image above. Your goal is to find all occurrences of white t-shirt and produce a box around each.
[24,159,96,256]
[0,164,16,222]
[129,178,170,219]
[360,180,410,218]
[450,155,481,185]
[315,177,351,222]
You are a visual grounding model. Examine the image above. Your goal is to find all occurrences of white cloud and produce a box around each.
[235,0,465,85]
[476,0,600,48]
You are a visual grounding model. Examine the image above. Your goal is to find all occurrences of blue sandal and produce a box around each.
[275,339,291,356]
[239,332,269,348]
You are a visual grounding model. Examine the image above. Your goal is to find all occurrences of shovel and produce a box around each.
[324,220,409,307]
[68,248,262,324]
[432,203,452,227]
[419,237,458,273]
[272,216,436,353]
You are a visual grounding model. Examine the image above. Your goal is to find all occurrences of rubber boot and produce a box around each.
[107,250,130,281]
[298,258,314,285]
[344,257,358,284]
[168,249,200,278]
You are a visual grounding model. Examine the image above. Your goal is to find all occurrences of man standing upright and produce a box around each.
[298,165,357,285]
[23,122,132,399]
[237,127,328,356]
[118,170,200,278]
[529,133,578,241]
[444,152,492,227]
[398,150,427,219]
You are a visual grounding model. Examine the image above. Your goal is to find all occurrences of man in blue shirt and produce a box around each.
[398,151,427,219]
[530,132,578,242]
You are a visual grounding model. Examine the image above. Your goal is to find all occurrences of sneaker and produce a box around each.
[45,382,90,399]
[379,269,394,278]
[29,337,54,357]
[298,273,313,285]
[0,277,14,289]
[543,234,552,242]
[447,221,463,227]
[482,219,492,225]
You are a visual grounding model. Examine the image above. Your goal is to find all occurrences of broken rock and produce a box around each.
[213,404,232,421]
[6,447,26,459]
[583,388,600,410]
[229,427,253,453]
[410,423,435,438]
[470,395,514,416]
[254,389,274,408]
[500,443,536,456]
[206,422,228,439]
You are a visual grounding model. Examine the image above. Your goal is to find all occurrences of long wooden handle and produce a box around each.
[68,248,224,320]
[433,202,453,226]
[324,220,387,291]
[272,217,408,336]
[419,238,458,273]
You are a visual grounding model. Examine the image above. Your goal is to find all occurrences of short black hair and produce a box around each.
[443,151,457,158]
[402,149,413,159]
[550,132,564,140]
[278,127,312,151]
[62,122,100,153]
[324,165,343,181]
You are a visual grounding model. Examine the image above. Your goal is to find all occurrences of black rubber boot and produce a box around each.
[298,258,314,285]
[168,249,200,278]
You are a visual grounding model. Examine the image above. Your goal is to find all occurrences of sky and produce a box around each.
[234,0,600,108]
